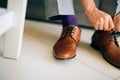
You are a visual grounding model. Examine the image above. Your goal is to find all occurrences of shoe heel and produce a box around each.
[90,42,100,50]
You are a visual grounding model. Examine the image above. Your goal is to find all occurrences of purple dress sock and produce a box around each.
[61,15,78,27]
[49,15,78,27]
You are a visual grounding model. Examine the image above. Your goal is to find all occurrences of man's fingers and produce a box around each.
[113,16,120,31]
[108,17,114,31]
[115,23,120,31]
[94,21,99,30]
[98,18,104,30]
[103,18,108,31]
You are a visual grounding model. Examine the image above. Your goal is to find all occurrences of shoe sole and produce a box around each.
[53,54,76,60]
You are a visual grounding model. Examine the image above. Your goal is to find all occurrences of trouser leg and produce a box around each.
[48,0,78,27]
[99,0,118,16]
[47,0,75,19]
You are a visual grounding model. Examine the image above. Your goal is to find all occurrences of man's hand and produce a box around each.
[113,13,120,32]
[80,0,114,31]
[85,8,114,31]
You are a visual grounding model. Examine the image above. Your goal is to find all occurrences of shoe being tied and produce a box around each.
[91,30,120,67]
[53,25,81,59]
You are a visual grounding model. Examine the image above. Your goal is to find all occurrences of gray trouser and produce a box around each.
[45,0,120,18]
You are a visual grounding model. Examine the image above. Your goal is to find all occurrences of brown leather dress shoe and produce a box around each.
[53,25,81,59]
[91,30,120,67]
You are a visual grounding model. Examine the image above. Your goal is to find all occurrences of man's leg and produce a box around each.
[47,0,81,59]
[49,0,81,59]
[91,0,120,67]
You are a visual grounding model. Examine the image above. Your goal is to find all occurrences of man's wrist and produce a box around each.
[80,0,98,14]
[84,7,98,15]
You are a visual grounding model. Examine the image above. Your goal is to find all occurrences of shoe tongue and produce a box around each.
[67,26,73,31]
[65,27,74,36]
[61,26,74,38]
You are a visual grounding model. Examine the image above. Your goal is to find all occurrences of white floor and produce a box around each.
[0,20,120,80]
